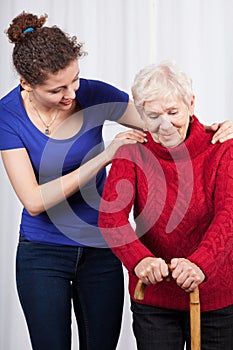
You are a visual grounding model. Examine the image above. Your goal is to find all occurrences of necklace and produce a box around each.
[28,92,59,135]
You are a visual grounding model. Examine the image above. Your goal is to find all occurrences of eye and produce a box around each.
[72,74,80,84]
[169,111,178,115]
[148,114,160,120]
[50,89,62,94]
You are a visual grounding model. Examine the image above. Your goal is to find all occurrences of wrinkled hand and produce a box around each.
[134,257,169,285]
[210,120,233,144]
[104,129,147,163]
[170,258,205,292]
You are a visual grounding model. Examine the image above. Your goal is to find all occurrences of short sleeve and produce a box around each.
[76,79,129,123]
[0,103,25,150]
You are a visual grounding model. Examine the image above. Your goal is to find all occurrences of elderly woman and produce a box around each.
[99,61,233,350]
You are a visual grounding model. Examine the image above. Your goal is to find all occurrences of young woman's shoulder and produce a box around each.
[77,78,128,106]
[0,85,26,150]
[0,85,22,114]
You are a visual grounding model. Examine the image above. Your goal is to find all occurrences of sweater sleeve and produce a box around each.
[188,144,233,280]
[99,145,154,273]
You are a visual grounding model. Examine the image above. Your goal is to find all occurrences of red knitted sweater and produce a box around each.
[99,116,233,311]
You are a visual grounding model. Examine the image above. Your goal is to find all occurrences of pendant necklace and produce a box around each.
[28,92,59,135]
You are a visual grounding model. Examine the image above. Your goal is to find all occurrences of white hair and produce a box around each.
[131,60,193,114]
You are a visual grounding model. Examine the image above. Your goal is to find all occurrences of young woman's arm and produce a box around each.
[1,129,145,216]
[209,120,233,144]
[116,99,144,130]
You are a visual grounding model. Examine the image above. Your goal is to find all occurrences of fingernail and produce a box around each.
[144,138,148,142]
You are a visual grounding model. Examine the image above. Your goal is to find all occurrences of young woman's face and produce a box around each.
[25,60,80,111]
[143,95,195,148]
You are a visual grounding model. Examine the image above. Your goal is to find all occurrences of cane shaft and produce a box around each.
[134,279,200,350]
[190,287,201,350]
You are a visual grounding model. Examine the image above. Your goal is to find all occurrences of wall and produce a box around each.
[0,1,233,349]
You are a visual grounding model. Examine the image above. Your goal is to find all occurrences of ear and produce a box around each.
[20,77,32,92]
[189,95,195,116]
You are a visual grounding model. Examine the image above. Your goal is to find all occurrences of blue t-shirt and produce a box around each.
[0,79,129,247]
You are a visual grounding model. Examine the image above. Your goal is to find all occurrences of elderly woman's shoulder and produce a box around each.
[113,142,148,162]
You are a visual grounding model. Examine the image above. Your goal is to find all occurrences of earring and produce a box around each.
[189,115,194,123]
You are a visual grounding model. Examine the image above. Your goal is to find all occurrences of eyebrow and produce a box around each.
[146,106,178,115]
[166,106,179,110]
[47,72,80,91]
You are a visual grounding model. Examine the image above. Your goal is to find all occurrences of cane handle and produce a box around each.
[134,279,146,300]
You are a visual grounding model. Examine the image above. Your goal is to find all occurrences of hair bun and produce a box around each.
[6,11,48,43]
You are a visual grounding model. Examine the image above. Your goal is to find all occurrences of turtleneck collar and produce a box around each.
[144,116,213,161]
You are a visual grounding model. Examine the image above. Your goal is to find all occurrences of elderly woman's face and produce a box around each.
[143,95,195,148]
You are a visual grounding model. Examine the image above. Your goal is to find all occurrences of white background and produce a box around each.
[0,1,233,349]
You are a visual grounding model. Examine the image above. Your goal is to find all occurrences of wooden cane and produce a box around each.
[189,287,200,350]
[134,279,201,350]
[134,279,146,300]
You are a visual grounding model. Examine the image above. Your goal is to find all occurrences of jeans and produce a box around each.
[16,235,124,350]
[131,300,233,350]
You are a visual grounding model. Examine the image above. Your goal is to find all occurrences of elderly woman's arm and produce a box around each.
[98,145,155,273]
[172,143,233,291]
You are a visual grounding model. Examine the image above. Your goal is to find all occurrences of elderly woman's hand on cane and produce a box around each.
[134,260,204,350]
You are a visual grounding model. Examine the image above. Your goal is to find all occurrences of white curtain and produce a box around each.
[0,1,233,349]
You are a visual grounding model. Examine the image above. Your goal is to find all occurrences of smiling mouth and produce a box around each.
[61,99,73,106]
[159,133,174,139]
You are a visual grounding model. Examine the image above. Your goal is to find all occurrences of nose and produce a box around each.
[64,88,76,100]
[159,116,173,131]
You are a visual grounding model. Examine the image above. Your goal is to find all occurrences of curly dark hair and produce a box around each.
[6,12,86,86]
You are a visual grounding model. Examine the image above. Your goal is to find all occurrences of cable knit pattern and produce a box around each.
[99,116,233,311]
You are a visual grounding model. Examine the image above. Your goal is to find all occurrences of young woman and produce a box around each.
[0,11,147,350]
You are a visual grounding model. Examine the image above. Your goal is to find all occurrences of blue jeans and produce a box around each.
[16,235,124,350]
[131,300,233,350]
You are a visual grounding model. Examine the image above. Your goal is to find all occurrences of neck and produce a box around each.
[28,92,57,117]
[28,92,59,135]
[21,89,80,137]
